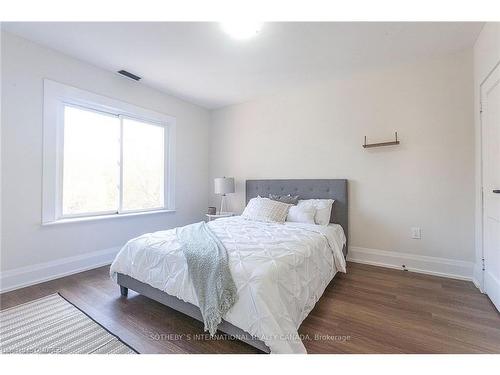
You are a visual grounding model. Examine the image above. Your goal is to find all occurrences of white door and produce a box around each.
[482,63,500,312]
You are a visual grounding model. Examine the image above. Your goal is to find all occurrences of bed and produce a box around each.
[111,179,348,353]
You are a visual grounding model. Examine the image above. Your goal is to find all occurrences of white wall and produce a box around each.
[473,23,500,289]
[0,29,481,290]
[210,50,475,276]
[0,32,210,288]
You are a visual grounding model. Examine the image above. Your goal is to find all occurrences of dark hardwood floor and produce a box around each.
[1,262,499,353]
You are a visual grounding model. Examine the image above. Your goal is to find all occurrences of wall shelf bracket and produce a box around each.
[363,132,400,148]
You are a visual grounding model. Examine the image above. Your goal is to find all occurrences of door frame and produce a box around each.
[479,59,500,294]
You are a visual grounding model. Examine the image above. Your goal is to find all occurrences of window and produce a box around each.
[61,106,166,217]
[42,80,175,224]
[121,117,165,212]
[62,106,121,216]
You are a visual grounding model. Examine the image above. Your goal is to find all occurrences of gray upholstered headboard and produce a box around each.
[246,179,348,256]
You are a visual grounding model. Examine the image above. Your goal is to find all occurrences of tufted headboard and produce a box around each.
[246,179,348,256]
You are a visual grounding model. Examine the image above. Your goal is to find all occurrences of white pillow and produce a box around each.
[242,197,291,223]
[297,199,334,225]
[286,205,316,224]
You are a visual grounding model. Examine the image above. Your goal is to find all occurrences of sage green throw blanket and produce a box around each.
[176,222,237,336]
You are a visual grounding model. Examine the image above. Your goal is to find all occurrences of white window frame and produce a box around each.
[42,79,176,225]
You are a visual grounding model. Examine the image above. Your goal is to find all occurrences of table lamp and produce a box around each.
[214,177,235,214]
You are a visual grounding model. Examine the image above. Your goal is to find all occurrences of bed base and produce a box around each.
[116,273,270,353]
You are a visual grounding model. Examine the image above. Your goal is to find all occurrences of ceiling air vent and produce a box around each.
[117,70,141,81]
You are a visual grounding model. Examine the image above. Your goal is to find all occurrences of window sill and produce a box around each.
[41,209,176,226]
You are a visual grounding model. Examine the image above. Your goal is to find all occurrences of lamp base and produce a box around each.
[219,194,226,214]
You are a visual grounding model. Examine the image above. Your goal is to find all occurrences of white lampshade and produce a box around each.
[214,177,235,195]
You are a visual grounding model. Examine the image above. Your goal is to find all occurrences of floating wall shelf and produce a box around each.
[363,132,400,148]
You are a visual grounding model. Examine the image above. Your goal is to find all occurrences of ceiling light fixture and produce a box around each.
[220,22,263,40]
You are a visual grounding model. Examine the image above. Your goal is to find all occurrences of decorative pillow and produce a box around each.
[242,197,291,223]
[297,199,335,225]
[286,205,316,224]
[269,194,300,205]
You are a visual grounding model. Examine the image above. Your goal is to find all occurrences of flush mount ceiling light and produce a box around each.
[220,22,263,40]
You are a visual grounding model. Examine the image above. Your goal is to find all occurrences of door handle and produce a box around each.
[494,190,500,194]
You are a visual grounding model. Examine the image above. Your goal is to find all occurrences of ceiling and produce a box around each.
[1,22,483,109]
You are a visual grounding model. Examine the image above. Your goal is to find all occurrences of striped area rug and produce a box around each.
[0,293,137,354]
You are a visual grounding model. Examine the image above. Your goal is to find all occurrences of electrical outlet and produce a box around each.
[411,227,421,239]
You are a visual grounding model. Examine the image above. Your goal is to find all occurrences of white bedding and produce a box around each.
[110,216,346,353]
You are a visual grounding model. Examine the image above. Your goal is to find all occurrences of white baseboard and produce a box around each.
[0,247,121,293]
[347,246,475,282]
[484,270,500,312]
[0,245,480,293]
[472,263,484,292]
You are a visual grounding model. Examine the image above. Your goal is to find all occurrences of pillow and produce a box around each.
[242,197,291,223]
[286,204,316,224]
[269,194,300,205]
[297,199,335,225]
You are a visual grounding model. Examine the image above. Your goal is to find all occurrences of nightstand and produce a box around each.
[205,212,234,222]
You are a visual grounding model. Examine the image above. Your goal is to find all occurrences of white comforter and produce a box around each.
[110,217,346,353]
